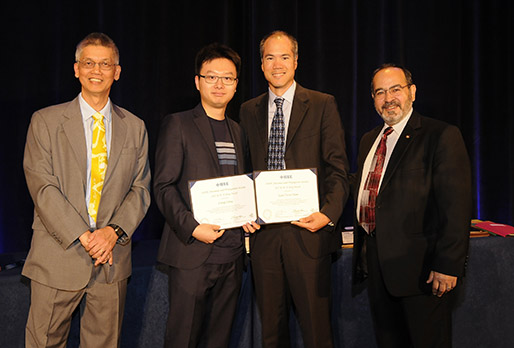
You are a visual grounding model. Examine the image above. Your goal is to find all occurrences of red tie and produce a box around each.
[360,127,393,233]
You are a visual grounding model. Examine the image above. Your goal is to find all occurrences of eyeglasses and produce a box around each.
[373,84,411,99]
[77,60,117,71]
[198,74,237,86]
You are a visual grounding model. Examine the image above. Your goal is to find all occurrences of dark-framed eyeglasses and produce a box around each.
[198,74,237,86]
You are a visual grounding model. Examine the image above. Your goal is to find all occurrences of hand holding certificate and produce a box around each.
[253,168,319,224]
[189,169,319,229]
[189,174,257,230]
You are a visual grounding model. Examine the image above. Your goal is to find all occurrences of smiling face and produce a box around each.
[73,45,121,103]
[372,67,416,126]
[261,35,298,96]
[194,58,238,118]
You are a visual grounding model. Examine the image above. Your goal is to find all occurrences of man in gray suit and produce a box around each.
[22,32,151,348]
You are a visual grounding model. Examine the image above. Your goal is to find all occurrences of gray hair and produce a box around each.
[75,32,119,64]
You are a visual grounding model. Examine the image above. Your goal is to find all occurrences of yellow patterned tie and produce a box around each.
[89,112,108,222]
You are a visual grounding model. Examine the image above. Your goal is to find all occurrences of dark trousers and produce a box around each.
[365,233,454,348]
[251,225,334,348]
[164,256,244,348]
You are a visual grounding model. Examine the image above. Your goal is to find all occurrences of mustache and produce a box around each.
[383,101,400,109]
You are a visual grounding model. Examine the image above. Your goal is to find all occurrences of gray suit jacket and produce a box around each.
[22,97,151,291]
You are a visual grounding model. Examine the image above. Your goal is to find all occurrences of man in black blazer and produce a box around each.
[352,64,472,348]
[240,31,349,348]
[154,44,251,348]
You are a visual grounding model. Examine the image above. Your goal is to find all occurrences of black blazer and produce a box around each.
[154,104,247,269]
[352,111,472,297]
[239,84,350,258]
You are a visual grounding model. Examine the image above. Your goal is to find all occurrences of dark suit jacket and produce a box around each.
[239,84,350,258]
[154,104,247,269]
[352,111,472,297]
[23,97,151,291]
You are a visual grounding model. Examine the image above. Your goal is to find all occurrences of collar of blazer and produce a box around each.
[254,83,310,150]
[61,97,128,188]
[378,111,421,193]
[103,104,127,185]
[62,98,88,183]
[192,103,222,172]
[191,103,245,175]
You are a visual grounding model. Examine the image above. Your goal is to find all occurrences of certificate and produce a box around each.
[254,168,319,224]
[189,174,257,230]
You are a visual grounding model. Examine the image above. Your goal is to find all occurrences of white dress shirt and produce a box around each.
[356,109,413,222]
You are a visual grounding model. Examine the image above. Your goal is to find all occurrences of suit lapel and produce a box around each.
[226,119,245,174]
[62,98,87,187]
[379,112,421,192]
[358,127,381,170]
[192,104,221,172]
[286,84,309,149]
[254,93,269,152]
[356,126,381,188]
[103,104,127,185]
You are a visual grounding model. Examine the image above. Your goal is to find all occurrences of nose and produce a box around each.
[214,78,224,87]
[384,90,395,102]
[92,62,101,73]
[272,60,283,69]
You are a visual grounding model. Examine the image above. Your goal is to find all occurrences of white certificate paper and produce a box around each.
[254,168,319,224]
[189,174,257,230]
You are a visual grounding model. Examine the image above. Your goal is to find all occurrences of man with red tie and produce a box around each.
[352,64,472,348]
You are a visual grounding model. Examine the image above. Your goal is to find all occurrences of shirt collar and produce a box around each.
[382,107,413,136]
[78,93,112,123]
[268,81,296,107]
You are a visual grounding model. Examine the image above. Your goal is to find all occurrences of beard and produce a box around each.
[377,98,413,126]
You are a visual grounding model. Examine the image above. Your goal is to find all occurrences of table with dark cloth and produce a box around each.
[1,236,513,348]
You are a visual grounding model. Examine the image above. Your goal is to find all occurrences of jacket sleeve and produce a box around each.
[431,125,472,276]
[23,111,91,249]
[153,114,199,244]
[318,95,350,224]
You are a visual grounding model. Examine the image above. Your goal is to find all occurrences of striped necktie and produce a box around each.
[359,126,393,233]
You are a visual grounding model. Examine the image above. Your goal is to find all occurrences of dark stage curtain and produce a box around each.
[1,0,512,253]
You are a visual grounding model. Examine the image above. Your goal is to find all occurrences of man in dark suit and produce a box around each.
[23,32,151,347]
[154,43,252,348]
[239,31,350,348]
[352,64,472,348]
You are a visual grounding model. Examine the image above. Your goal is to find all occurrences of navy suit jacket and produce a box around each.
[154,104,247,269]
[352,111,472,297]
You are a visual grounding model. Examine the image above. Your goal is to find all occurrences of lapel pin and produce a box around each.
[406,135,411,139]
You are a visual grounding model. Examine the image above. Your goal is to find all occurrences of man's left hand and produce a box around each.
[291,212,330,232]
[242,221,261,233]
[427,271,457,297]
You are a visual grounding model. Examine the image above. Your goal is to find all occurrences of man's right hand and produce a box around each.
[192,224,225,244]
